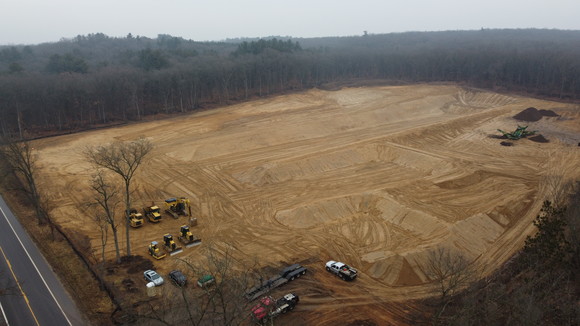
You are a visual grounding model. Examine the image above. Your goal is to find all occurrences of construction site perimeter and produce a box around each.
[31,84,580,324]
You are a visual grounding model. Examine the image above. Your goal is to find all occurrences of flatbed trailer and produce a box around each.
[245,264,307,301]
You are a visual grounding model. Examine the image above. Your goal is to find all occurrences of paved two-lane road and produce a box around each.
[0,194,85,325]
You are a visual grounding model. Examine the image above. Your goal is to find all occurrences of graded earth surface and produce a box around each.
[32,85,580,324]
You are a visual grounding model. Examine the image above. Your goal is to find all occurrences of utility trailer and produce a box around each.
[244,264,307,301]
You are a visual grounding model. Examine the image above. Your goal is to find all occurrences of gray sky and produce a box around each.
[1,0,579,45]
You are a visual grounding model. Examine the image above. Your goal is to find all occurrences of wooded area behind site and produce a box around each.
[1,29,579,138]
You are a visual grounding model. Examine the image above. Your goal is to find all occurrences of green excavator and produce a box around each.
[497,125,536,140]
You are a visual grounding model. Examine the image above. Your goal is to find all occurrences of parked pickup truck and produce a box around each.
[325,260,357,281]
[251,293,299,323]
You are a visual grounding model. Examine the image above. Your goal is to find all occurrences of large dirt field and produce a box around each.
[32,84,580,324]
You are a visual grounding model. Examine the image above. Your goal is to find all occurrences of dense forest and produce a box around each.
[1,29,579,138]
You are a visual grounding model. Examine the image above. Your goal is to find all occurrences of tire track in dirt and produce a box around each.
[30,85,580,325]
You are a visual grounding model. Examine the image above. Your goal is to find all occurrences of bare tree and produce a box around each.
[84,137,153,256]
[135,245,257,326]
[89,170,120,263]
[0,139,48,224]
[424,247,477,325]
[92,211,109,273]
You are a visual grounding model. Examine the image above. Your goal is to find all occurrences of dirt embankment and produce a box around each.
[30,85,580,325]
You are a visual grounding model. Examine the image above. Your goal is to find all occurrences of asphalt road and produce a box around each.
[0,195,85,326]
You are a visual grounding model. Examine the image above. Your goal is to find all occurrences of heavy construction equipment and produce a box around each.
[178,225,202,247]
[164,197,191,219]
[129,208,144,228]
[251,293,299,324]
[497,125,536,140]
[148,241,166,259]
[143,205,162,223]
[326,260,357,281]
[163,234,183,255]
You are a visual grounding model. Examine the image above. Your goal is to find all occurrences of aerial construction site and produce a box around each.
[30,84,580,324]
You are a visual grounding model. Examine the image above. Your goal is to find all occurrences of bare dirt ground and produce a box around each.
[32,84,580,324]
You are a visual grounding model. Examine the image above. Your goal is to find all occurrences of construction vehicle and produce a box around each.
[162,234,183,255]
[326,260,357,281]
[197,275,215,288]
[497,125,536,140]
[143,204,162,223]
[251,293,299,324]
[178,225,202,247]
[245,264,307,301]
[164,197,191,219]
[129,208,144,228]
[148,241,166,260]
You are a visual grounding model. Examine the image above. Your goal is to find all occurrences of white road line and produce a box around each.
[0,301,9,326]
[0,206,73,326]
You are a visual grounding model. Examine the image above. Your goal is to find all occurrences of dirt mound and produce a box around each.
[539,109,559,117]
[123,255,154,274]
[29,85,580,325]
[121,278,139,293]
[500,141,514,146]
[528,134,549,143]
[513,107,559,121]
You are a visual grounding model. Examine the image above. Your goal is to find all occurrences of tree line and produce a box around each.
[415,186,580,326]
[1,29,580,139]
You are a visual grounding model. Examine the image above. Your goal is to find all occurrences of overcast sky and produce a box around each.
[2,0,579,45]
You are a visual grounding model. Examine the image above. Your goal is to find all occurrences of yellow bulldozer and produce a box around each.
[148,241,166,259]
[129,208,144,228]
[164,197,191,219]
[143,204,162,223]
[163,234,183,255]
[178,225,202,248]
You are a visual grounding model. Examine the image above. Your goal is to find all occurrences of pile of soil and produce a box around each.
[539,109,559,117]
[124,255,154,274]
[529,135,549,143]
[513,107,559,122]
[500,141,514,146]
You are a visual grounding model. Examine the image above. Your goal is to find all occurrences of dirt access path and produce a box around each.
[32,85,580,324]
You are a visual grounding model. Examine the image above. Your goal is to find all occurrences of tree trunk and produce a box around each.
[125,181,131,257]
[111,226,121,263]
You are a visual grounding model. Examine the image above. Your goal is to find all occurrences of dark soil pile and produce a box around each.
[124,255,154,274]
[539,109,559,117]
[500,141,514,146]
[529,135,549,143]
[513,107,559,121]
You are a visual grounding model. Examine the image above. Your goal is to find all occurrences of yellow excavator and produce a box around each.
[178,225,202,248]
[163,234,183,255]
[164,197,191,219]
[143,204,162,223]
[148,241,166,259]
[129,208,144,228]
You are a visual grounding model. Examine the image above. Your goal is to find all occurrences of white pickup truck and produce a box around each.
[325,260,358,281]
